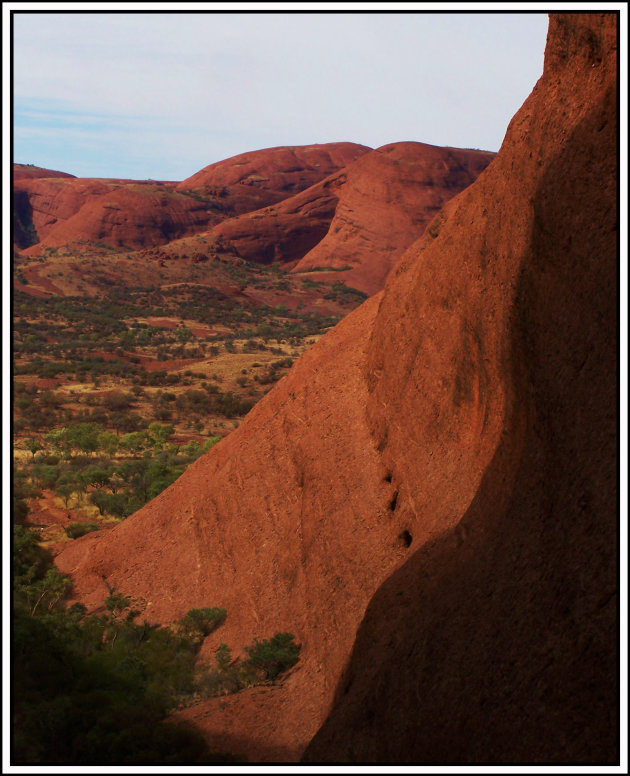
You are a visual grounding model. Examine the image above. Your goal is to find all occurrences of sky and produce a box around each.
[12,9,549,181]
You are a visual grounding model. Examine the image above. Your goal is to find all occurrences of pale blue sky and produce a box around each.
[13,11,549,180]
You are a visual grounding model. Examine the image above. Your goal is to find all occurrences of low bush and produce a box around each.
[65,522,100,539]
[243,632,301,680]
[177,607,227,643]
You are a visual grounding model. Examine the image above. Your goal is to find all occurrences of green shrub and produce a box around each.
[65,522,100,539]
[177,607,227,643]
[243,632,300,680]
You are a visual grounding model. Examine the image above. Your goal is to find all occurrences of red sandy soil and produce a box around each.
[137,356,205,372]
[26,490,71,528]
[16,265,65,296]
[81,348,205,372]
[144,318,178,329]
[56,13,618,764]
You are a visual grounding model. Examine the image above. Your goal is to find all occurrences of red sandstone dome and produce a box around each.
[13,163,76,180]
[156,143,494,279]
[176,142,372,217]
[292,141,495,295]
[21,182,219,254]
[56,13,618,764]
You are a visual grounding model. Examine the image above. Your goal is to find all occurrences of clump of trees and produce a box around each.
[13,526,301,764]
[14,424,222,525]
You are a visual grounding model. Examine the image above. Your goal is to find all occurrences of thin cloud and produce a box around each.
[13,11,548,179]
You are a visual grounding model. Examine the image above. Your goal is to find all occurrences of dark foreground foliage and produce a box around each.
[12,526,300,765]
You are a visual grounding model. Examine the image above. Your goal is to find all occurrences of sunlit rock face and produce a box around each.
[305,11,618,763]
[292,141,495,295]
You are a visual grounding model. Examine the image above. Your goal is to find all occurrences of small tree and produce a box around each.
[56,482,75,509]
[105,592,131,619]
[119,431,148,457]
[97,431,119,456]
[81,466,112,489]
[147,422,174,448]
[89,490,108,516]
[178,607,226,643]
[215,643,232,672]
[24,437,43,459]
[203,436,222,453]
[65,522,99,539]
[243,633,300,680]
[27,567,72,615]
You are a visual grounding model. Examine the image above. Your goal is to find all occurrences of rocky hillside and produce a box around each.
[14,143,368,257]
[55,12,617,764]
[159,142,495,288]
[292,142,495,295]
[14,141,493,299]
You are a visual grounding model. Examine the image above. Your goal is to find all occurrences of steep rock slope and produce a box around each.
[176,142,371,215]
[305,11,618,763]
[14,177,115,249]
[293,142,495,295]
[13,165,78,250]
[56,12,617,764]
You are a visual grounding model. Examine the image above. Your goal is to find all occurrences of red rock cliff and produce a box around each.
[56,12,618,763]
[305,11,618,763]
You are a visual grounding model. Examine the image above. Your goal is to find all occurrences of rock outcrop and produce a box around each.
[292,142,495,295]
[56,12,618,764]
[18,180,219,254]
[13,163,76,180]
[176,142,371,215]
[304,11,618,763]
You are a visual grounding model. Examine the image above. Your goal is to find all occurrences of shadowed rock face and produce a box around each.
[305,12,618,763]
[55,12,617,764]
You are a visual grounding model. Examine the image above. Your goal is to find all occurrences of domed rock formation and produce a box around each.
[168,143,493,275]
[21,182,219,254]
[292,142,495,295]
[176,141,371,215]
[13,143,369,258]
[13,163,76,180]
[56,12,618,764]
